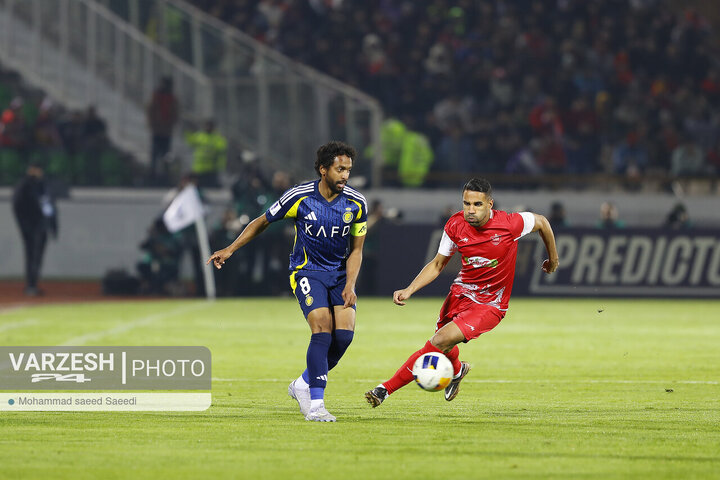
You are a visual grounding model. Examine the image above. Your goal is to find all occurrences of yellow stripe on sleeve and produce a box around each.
[348,199,363,220]
[284,196,308,219]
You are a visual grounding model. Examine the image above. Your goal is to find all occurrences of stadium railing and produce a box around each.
[0,0,213,166]
[91,0,384,184]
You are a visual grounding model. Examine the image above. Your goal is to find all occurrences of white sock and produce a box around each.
[310,399,324,411]
[295,375,309,389]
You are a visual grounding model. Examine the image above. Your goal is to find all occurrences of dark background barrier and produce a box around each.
[373,225,720,298]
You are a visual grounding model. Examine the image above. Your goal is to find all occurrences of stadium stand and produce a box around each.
[0,65,139,187]
[187,0,720,188]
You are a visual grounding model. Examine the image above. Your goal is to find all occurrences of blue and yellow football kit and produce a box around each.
[265,180,367,316]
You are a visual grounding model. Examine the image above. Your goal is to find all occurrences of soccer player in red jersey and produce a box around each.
[365,178,559,407]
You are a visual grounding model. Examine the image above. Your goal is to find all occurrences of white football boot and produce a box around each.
[288,379,311,416]
[305,404,336,422]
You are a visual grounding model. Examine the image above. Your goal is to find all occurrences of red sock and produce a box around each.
[445,345,462,376]
[383,341,443,394]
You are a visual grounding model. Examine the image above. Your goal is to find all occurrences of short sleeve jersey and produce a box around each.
[438,210,535,311]
[265,180,368,272]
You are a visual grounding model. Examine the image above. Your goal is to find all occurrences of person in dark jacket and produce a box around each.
[12,165,58,296]
[147,77,180,185]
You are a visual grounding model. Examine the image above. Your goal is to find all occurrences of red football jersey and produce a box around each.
[438,210,535,311]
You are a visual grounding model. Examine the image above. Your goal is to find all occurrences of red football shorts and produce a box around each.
[435,293,505,341]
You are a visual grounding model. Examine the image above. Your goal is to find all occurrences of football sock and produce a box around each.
[306,332,332,400]
[383,340,444,394]
[327,329,354,370]
[299,329,354,387]
[446,345,462,377]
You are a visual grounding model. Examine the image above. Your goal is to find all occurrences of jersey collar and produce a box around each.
[314,179,343,205]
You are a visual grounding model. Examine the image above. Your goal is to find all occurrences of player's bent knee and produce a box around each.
[429,334,453,353]
[307,308,333,333]
[431,323,465,352]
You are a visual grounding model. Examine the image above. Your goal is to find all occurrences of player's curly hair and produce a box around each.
[315,141,357,175]
[463,177,493,198]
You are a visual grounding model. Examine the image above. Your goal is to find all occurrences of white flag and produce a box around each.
[163,185,204,233]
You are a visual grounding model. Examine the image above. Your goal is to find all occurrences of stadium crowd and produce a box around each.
[0,69,131,186]
[191,0,720,182]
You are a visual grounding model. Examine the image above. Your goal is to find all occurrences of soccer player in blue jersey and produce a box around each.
[207,141,367,422]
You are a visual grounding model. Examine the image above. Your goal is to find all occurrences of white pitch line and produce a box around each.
[211,378,719,385]
[0,318,38,333]
[60,303,206,346]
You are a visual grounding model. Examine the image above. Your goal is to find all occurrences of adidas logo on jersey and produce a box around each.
[304,211,318,221]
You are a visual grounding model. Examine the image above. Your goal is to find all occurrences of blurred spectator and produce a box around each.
[432,91,475,133]
[136,218,181,295]
[83,105,107,146]
[230,154,273,217]
[529,97,563,137]
[12,165,58,296]
[612,131,648,176]
[506,138,542,176]
[364,117,408,186]
[548,201,569,230]
[58,110,86,155]
[210,208,245,297]
[474,134,503,173]
[706,140,720,174]
[434,121,476,173]
[534,134,567,174]
[358,199,387,295]
[664,202,692,229]
[671,137,706,175]
[360,33,390,77]
[185,119,227,188]
[489,68,515,109]
[0,97,28,150]
[82,105,109,184]
[564,96,599,173]
[147,76,180,185]
[398,127,434,187]
[596,201,625,229]
[33,98,62,148]
[424,42,453,77]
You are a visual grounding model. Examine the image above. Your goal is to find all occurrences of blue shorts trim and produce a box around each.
[290,270,356,318]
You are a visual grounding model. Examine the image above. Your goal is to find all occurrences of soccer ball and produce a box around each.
[412,352,453,391]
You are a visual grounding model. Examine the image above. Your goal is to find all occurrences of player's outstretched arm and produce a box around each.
[206,214,270,269]
[393,253,451,306]
[531,213,559,274]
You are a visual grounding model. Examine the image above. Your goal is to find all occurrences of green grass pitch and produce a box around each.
[1,297,719,479]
